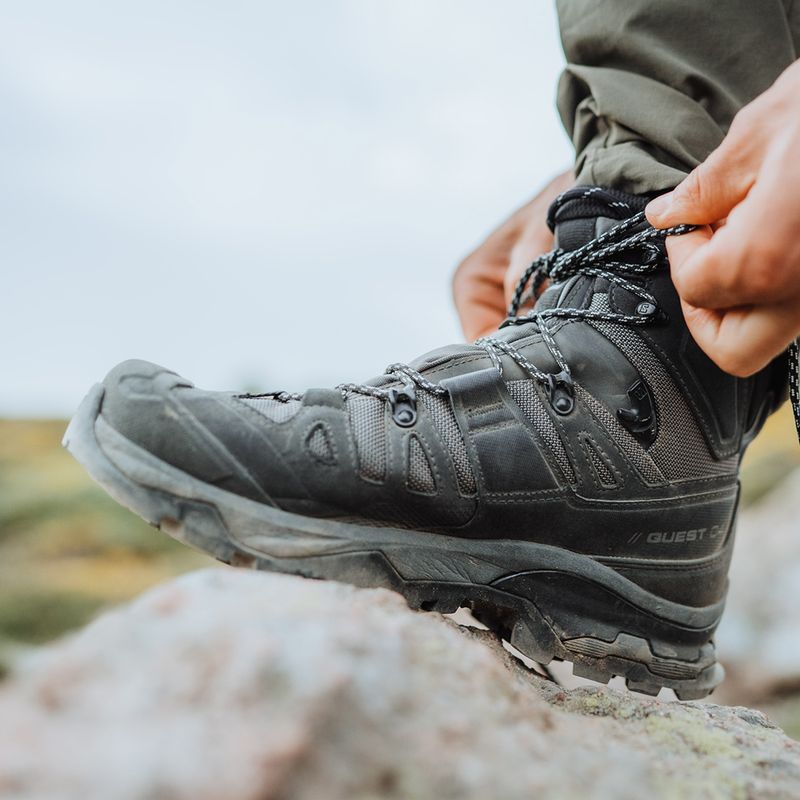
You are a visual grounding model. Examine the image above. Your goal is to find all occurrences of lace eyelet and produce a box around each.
[547,370,575,415]
[388,385,417,427]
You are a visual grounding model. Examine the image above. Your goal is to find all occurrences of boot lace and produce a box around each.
[269,210,800,441]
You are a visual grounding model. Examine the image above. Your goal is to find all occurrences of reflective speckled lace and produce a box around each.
[340,211,695,405]
[268,201,800,442]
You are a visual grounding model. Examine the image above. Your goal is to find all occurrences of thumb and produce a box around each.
[646,143,752,229]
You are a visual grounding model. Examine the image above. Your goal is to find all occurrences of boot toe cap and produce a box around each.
[98,360,276,502]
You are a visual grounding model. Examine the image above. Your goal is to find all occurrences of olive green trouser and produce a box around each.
[556,0,800,194]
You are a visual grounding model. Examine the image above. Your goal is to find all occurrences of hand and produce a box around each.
[646,60,800,378]
[453,170,573,341]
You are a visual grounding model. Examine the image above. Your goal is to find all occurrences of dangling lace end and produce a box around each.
[506,249,562,319]
[789,339,800,443]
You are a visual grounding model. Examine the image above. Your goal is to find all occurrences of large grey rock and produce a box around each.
[0,569,798,800]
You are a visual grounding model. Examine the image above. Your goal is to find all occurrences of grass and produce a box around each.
[0,419,214,648]
[739,403,800,505]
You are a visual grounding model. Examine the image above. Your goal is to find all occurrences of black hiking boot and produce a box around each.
[64,187,795,699]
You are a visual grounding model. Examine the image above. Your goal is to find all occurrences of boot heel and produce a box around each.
[491,569,725,698]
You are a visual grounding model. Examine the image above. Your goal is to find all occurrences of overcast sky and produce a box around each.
[1,1,572,417]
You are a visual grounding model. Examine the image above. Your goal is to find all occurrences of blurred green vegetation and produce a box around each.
[739,403,800,507]
[0,419,214,656]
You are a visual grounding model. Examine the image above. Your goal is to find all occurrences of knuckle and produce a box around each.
[746,262,776,299]
[712,343,753,378]
[674,165,724,217]
[717,254,744,295]
[675,169,705,208]
[670,264,694,298]
[730,99,762,136]
[677,281,709,309]
[730,105,753,133]
[674,252,719,304]
[743,242,783,298]
[754,236,784,271]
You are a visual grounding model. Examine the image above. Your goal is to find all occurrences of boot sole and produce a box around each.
[64,384,725,699]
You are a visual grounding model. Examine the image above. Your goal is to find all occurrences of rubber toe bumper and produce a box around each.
[99,359,281,504]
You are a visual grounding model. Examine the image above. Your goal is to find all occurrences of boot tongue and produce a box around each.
[555,215,627,251]
[549,185,648,251]
[533,186,649,312]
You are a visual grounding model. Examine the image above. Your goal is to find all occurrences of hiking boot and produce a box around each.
[64,187,793,699]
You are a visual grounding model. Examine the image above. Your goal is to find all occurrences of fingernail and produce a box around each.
[646,191,674,219]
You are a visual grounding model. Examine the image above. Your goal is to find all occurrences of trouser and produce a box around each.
[556,0,800,195]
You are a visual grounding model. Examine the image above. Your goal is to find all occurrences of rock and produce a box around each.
[715,467,800,705]
[0,569,799,800]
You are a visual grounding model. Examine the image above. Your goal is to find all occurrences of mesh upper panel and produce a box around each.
[588,293,610,313]
[418,392,476,496]
[239,396,302,423]
[346,394,387,482]
[505,380,576,484]
[592,322,738,479]
[407,434,436,494]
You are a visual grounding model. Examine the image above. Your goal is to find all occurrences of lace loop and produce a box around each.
[335,208,800,445]
[481,211,691,399]
[341,211,687,406]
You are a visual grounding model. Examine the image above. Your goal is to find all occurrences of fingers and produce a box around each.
[453,172,570,339]
[665,224,775,310]
[645,161,738,228]
[646,149,754,231]
[681,297,800,377]
[452,205,529,340]
[663,225,714,302]
[665,223,766,310]
[452,252,508,340]
[502,171,572,305]
[666,170,800,309]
